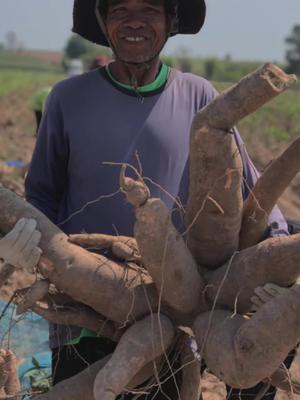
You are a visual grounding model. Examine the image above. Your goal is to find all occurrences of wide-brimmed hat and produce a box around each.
[72,0,206,47]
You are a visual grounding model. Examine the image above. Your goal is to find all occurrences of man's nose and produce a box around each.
[124,13,146,30]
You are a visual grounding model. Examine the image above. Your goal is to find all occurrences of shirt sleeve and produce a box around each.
[25,87,69,224]
[232,127,289,237]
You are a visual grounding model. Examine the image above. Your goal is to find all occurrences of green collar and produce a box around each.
[105,63,170,93]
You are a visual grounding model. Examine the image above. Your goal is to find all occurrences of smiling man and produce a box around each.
[103,0,170,66]
[24,0,289,399]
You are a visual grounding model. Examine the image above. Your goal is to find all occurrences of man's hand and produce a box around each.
[251,283,289,311]
[0,218,42,271]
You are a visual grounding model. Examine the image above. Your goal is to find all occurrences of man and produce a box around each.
[24,0,289,398]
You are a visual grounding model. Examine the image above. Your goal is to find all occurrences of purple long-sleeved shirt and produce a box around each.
[25,67,288,348]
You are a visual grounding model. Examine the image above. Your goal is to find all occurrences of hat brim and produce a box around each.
[72,0,206,47]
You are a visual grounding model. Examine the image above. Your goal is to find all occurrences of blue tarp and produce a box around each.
[0,299,49,357]
[0,299,51,393]
[4,160,25,168]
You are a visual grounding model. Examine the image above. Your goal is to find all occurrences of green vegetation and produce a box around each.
[285,24,300,75]
[231,82,300,147]
[0,49,62,72]
[0,69,63,97]
[163,56,264,82]
[213,78,300,146]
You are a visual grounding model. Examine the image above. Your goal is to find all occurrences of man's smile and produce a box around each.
[123,36,147,42]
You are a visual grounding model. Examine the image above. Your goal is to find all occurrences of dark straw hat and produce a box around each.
[72,0,206,47]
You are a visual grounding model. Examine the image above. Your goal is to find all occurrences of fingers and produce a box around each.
[263,283,289,297]
[251,286,273,311]
[23,247,42,271]
[250,295,264,311]
[12,219,38,253]
[0,218,42,271]
[1,218,27,247]
[251,283,290,311]
[21,230,42,270]
[253,286,275,303]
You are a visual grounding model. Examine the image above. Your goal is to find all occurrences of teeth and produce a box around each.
[125,37,145,42]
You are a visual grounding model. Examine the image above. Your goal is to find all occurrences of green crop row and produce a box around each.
[0,49,62,72]
[0,69,63,97]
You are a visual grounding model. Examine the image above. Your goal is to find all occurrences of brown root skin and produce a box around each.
[268,366,300,394]
[0,187,159,325]
[69,233,136,249]
[186,127,243,267]
[111,241,142,263]
[69,233,141,263]
[93,314,175,400]
[134,198,205,316]
[205,234,300,314]
[31,302,122,342]
[120,165,150,207]
[16,280,50,314]
[0,263,16,289]
[192,64,296,131]
[239,137,300,249]
[36,355,163,400]
[0,350,21,397]
[0,353,8,396]
[187,64,296,266]
[180,337,201,400]
[194,285,300,388]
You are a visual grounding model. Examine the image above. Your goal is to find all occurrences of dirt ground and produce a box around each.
[0,89,300,399]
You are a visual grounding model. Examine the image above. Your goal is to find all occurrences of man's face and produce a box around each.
[105,0,170,64]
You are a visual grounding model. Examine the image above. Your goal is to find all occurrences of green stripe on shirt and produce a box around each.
[105,63,170,93]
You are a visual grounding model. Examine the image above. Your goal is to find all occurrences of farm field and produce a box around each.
[0,65,300,400]
[0,49,63,72]
[0,69,63,159]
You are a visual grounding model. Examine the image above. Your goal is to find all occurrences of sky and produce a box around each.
[0,0,299,62]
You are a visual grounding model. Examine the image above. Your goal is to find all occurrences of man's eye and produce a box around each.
[111,7,127,15]
[146,7,160,14]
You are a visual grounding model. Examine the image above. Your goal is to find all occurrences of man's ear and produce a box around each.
[166,14,178,36]
[165,15,173,37]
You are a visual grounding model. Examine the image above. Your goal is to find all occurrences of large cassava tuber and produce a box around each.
[133,196,205,317]
[185,126,243,267]
[204,233,300,314]
[1,63,300,399]
[239,137,300,249]
[93,314,174,400]
[194,284,300,388]
[185,63,296,268]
